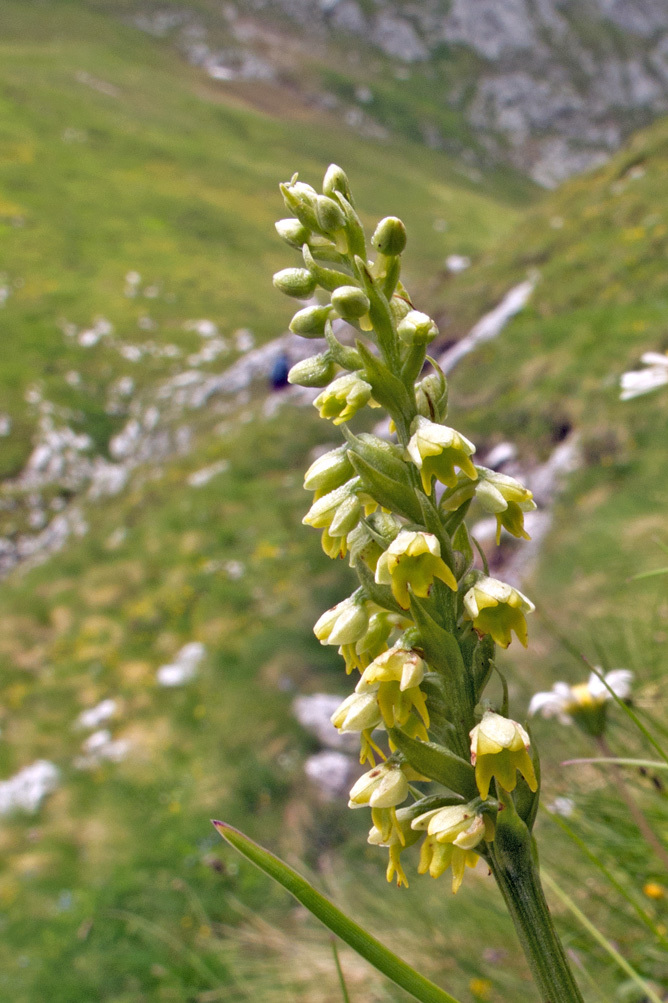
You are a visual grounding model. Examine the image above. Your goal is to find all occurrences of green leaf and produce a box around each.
[356,340,413,417]
[336,193,367,258]
[408,594,466,679]
[388,729,476,799]
[355,258,398,365]
[342,427,412,485]
[348,452,423,523]
[212,822,463,1003]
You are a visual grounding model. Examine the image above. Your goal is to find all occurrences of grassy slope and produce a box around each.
[0,0,526,478]
[437,125,668,994]
[0,3,540,1001]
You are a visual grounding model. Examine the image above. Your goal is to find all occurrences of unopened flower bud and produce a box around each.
[314,195,346,236]
[280,179,319,229]
[331,691,382,733]
[331,285,371,321]
[371,216,407,257]
[349,763,408,809]
[287,354,337,388]
[329,493,362,536]
[322,163,353,203]
[289,304,333,337]
[314,595,369,646]
[275,217,311,248]
[397,310,438,346]
[304,446,354,494]
[273,267,317,298]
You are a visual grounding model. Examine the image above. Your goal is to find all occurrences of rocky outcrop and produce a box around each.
[132,0,668,185]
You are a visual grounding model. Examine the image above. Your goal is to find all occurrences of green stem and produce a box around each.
[488,801,585,1003]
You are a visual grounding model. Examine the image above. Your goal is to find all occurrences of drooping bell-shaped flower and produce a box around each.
[375,530,457,609]
[442,466,536,545]
[313,373,373,425]
[462,574,535,648]
[406,416,477,495]
[469,711,537,800]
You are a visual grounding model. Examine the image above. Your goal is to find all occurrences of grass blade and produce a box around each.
[562,757,668,770]
[332,938,352,1003]
[212,821,462,1003]
[541,871,664,1003]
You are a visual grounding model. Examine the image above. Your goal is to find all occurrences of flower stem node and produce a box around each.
[469,711,538,800]
[313,595,369,646]
[287,354,338,388]
[375,530,457,609]
[371,217,407,257]
[272,267,317,299]
[442,467,536,544]
[407,417,477,494]
[462,574,535,648]
[313,373,373,424]
[528,669,633,737]
[397,311,439,347]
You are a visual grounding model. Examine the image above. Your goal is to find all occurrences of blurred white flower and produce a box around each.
[620,352,668,400]
[529,669,633,735]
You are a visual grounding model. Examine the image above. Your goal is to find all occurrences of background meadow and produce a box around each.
[0,2,667,1000]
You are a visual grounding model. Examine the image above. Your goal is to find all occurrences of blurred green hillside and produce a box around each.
[0,2,667,1002]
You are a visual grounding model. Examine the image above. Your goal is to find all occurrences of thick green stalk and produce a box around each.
[488,801,584,1003]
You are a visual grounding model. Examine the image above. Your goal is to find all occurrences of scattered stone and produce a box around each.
[73,729,130,769]
[0,760,60,815]
[304,750,358,800]
[0,414,10,436]
[223,560,245,580]
[76,699,118,730]
[187,459,229,487]
[293,693,358,753]
[445,254,471,273]
[234,328,255,352]
[156,642,206,687]
[438,278,536,374]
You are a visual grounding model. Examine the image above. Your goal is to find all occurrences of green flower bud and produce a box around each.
[371,216,407,257]
[415,371,449,423]
[314,194,346,236]
[314,595,369,646]
[280,179,319,229]
[397,310,439,346]
[287,353,337,388]
[289,304,333,338]
[273,267,317,298]
[275,217,311,248]
[390,294,412,326]
[323,163,353,203]
[329,493,362,537]
[304,445,354,494]
[331,285,371,321]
